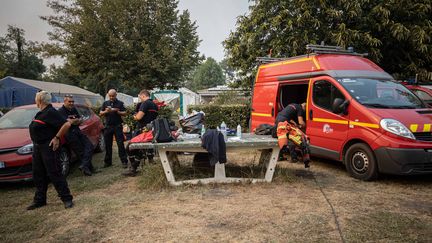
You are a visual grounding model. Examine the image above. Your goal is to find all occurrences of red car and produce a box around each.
[0,103,105,182]
[404,84,432,107]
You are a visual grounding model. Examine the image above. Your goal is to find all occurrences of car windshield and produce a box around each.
[338,78,426,109]
[0,108,39,129]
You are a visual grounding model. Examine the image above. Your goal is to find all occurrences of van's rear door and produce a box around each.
[251,83,278,131]
[307,77,349,160]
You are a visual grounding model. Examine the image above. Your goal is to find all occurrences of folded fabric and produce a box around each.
[130,131,153,143]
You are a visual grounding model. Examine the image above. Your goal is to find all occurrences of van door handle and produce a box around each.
[309,110,313,120]
[271,107,274,116]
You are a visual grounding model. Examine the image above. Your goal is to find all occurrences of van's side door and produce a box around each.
[306,77,349,161]
[251,83,278,130]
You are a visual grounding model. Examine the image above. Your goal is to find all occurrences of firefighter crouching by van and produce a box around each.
[273,103,311,168]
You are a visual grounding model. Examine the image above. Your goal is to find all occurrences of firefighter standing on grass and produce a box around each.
[100,89,128,168]
[27,91,74,210]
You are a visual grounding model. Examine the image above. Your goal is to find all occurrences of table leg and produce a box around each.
[214,162,226,181]
[158,149,176,185]
[264,147,280,182]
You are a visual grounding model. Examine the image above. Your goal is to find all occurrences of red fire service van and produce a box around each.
[251,44,432,180]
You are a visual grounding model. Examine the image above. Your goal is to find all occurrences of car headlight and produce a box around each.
[380,119,415,140]
[17,143,33,155]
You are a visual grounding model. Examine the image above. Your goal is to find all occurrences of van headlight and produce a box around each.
[380,119,415,140]
[17,144,33,155]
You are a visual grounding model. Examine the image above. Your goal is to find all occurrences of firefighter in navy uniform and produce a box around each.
[27,91,74,210]
[100,89,128,168]
[123,89,158,176]
[58,95,95,176]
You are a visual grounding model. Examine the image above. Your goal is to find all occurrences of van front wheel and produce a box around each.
[345,143,378,181]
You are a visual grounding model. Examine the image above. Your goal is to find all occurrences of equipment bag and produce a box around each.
[255,124,274,135]
[179,112,204,134]
[152,118,175,143]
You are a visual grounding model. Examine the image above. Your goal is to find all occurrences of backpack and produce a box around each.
[151,118,175,143]
[255,124,274,135]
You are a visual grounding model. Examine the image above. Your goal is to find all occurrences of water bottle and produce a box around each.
[220,121,227,142]
[236,124,242,139]
[201,124,206,136]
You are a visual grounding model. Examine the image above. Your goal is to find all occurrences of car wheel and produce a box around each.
[94,133,105,153]
[345,143,378,181]
[59,147,71,176]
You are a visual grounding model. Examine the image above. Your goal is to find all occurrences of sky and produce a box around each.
[0,0,250,67]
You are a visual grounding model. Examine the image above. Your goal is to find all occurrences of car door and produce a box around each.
[306,77,349,160]
[76,106,98,145]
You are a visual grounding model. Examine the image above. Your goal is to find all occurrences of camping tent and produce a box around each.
[0,76,104,108]
[151,88,199,116]
[105,92,134,107]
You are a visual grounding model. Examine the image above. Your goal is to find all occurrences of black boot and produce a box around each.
[122,167,138,177]
[123,157,139,176]
[27,201,46,210]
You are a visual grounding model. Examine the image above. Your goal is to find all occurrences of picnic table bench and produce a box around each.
[128,133,280,186]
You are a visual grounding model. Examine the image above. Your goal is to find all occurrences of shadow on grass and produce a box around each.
[345,210,432,242]
[311,157,432,185]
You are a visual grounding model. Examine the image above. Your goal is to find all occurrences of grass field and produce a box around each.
[1,149,431,242]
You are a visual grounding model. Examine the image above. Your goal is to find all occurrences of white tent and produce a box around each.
[105,92,134,107]
[151,88,199,116]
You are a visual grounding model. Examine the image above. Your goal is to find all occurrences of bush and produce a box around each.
[188,104,251,132]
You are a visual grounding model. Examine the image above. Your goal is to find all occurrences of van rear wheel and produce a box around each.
[345,143,378,181]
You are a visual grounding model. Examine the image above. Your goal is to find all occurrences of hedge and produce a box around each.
[188,104,251,132]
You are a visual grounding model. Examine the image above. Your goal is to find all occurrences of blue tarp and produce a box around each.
[0,77,39,107]
[0,76,104,108]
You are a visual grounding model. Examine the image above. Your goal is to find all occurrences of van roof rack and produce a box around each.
[256,56,294,64]
[306,44,368,56]
[256,44,368,64]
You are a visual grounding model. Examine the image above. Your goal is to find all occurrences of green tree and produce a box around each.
[41,0,202,95]
[0,26,46,79]
[223,0,432,89]
[219,58,237,85]
[187,57,225,91]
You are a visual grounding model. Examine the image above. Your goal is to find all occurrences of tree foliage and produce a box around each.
[187,57,225,91]
[0,26,46,79]
[42,0,202,95]
[224,0,432,89]
[219,58,237,85]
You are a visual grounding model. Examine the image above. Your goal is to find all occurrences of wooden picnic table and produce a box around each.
[128,133,280,186]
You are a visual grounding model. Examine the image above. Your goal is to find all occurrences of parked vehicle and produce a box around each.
[251,44,432,180]
[404,84,432,107]
[0,103,104,182]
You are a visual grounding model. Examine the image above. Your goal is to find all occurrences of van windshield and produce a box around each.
[338,78,426,109]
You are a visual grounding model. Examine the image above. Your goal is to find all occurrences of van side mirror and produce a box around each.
[332,98,349,115]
